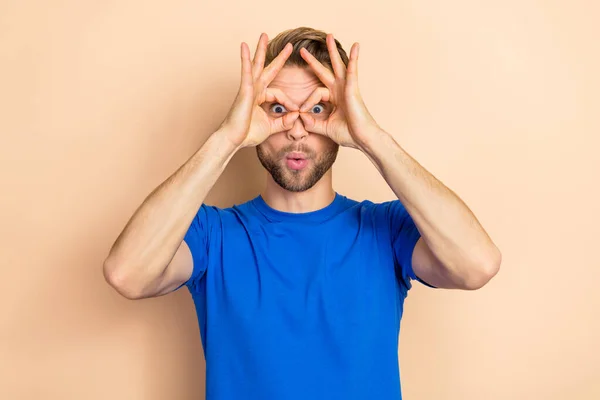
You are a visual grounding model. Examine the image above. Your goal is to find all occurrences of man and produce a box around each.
[103,27,501,400]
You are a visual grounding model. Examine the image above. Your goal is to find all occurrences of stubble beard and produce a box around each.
[256,143,339,192]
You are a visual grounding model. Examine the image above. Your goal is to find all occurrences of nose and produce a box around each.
[286,116,308,141]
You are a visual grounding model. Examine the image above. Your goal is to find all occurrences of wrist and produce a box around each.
[355,127,391,155]
[214,126,247,152]
[205,128,245,163]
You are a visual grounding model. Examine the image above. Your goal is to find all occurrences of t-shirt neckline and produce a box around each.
[251,192,346,223]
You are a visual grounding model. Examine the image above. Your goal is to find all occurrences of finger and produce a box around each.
[326,34,346,79]
[252,33,268,80]
[346,43,359,86]
[271,111,299,133]
[265,88,299,111]
[299,48,335,87]
[299,113,327,136]
[240,42,253,90]
[299,87,330,112]
[261,43,293,86]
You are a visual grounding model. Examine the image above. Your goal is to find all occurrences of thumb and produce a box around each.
[299,113,327,136]
[270,111,299,134]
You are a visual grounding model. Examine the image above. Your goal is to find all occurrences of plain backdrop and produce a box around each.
[1,0,598,399]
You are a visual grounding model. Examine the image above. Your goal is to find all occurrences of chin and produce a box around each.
[275,165,320,193]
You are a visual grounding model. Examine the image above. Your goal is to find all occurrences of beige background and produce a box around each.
[1,0,598,399]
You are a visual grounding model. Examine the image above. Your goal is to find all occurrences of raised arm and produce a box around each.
[103,34,299,299]
[298,34,501,290]
[102,132,239,299]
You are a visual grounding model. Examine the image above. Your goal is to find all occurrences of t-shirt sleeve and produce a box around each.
[384,200,421,283]
[181,204,221,289]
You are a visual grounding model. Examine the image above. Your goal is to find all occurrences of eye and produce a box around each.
[270,103,288,114]
[311,104,325,114]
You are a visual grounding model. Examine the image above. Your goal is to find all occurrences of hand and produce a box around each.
[219,33,300,148]
[298,34,381,149]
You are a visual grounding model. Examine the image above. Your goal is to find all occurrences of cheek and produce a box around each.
[312,134,338,151]
[259,133,286,154]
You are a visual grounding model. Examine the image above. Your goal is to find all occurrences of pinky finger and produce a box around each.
[346,43,360,84]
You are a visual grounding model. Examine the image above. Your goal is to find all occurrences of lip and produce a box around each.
[286,152,307,160]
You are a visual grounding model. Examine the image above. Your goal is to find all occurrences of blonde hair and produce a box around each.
[264,27,349,72]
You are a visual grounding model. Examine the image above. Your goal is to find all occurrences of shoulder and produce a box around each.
[192,196,266,226]
[339,194,405,218]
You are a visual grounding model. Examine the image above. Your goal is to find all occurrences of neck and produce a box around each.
[260,171,335,213]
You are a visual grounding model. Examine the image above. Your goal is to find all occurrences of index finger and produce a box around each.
[265,88,299,111]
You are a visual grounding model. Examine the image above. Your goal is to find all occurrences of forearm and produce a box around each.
[103,129,240,284]
[360,130,500,277]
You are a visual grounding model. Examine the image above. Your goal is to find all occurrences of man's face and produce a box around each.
[256,66,339,192]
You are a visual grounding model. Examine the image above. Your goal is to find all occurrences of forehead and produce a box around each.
[268,66,325,103]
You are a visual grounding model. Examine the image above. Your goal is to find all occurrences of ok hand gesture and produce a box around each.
[220,33,300,148]
[298,34,381,150]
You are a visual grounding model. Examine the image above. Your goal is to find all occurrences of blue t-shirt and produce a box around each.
[182,192,424,400]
